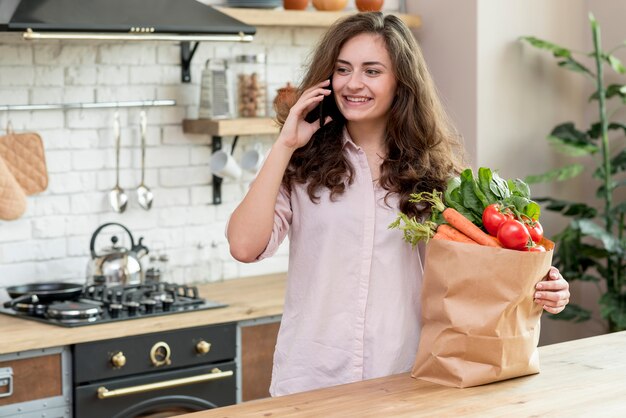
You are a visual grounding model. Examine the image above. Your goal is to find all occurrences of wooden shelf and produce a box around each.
[183,118,280,137]
[216,7,421,29]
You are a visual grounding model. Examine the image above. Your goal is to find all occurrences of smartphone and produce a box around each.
[305,79,338,127]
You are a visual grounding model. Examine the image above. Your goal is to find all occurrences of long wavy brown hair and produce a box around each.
[275,12,465,218]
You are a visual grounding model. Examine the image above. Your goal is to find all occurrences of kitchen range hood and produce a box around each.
[0,0,256,82]
[1,0,255,41]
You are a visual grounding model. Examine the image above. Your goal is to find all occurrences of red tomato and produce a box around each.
[524,219,544,243]
[497,219,531,250]
[525,245,546,252]
[482,204,513,236]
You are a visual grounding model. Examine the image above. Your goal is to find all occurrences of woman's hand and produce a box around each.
[534,266,570,314]
[277,79,332,150]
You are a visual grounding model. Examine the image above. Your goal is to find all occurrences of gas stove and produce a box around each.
[0,282,227,327]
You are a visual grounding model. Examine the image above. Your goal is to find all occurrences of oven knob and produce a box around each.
[196,340,211,355]
[141,299,156,313]
[150,342,172,367]
[162,297,173,312]
[111,351,126,368]
[125,301,140,316]
[109,303,123,318]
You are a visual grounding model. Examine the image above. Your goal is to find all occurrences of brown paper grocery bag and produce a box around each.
[412,238,553,388]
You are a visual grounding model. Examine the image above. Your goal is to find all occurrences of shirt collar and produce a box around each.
[342,127,359,151]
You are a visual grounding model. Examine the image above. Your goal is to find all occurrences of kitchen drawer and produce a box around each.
[0,347,71,418]
[74,322,236,383]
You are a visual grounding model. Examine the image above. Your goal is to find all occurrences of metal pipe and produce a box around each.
[0,99,176,112]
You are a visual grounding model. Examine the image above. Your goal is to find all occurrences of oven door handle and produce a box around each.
[97,368,233,399]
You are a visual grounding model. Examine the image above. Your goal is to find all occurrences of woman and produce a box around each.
[227,12,570,396]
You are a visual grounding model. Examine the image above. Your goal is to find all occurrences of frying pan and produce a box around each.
[3,282,84,308]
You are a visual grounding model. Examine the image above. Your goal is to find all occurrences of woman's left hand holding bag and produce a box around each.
[534,266,570,314]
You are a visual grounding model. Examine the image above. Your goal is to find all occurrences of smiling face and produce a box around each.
[332,33,397,127]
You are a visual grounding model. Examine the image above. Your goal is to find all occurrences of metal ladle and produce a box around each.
[109,112,128,213]
[136,111,153,210]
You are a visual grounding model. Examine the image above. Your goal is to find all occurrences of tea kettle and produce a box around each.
[87,222,149,286]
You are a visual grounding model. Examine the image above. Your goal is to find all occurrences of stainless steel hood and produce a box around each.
[0,0,255,42]
[0,0,256,82]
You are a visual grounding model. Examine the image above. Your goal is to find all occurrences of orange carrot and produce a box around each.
[437,224,478,245]
[432,231,450,241]
[442,208,501,247]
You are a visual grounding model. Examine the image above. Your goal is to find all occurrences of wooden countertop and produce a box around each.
[186,331,626,417]
[0,273,286,355]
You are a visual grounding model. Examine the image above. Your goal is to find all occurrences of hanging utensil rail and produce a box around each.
[0,99,176,112]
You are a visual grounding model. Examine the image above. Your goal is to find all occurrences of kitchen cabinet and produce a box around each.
[239,317,281,402]
[0,346,71,418]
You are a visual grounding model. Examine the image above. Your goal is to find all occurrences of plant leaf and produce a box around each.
[605,54,626,74]
[611,149,626,174]
[524,164,585,184]
[557,57,594,77]
[547,123,599,156]
[588,121,626,139]
[534,197,597,218]
[611,200,626,216]
[596,178,626,198]
[594,149,626,178]
[573,219,623,254]
[520,36,572,58]
[598,292,626,329]
[588,84,626,101]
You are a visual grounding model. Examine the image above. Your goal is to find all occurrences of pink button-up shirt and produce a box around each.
[258,130,425,396]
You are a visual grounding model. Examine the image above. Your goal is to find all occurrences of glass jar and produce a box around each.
[233,54,267,118]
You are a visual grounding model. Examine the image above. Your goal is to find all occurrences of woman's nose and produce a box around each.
[346,74,364,90]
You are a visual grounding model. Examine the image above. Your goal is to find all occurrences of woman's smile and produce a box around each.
[343,95,373,105]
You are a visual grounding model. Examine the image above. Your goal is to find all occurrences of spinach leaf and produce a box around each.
[478,167,499,203]
[460,169,485,219]
[508,178,531,198]
[491,171,511,199]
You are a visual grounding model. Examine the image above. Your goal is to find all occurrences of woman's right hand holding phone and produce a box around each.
[277,79,332,150]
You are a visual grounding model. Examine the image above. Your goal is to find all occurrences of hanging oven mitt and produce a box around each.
[0,129,48,195]
[0,154,27,220]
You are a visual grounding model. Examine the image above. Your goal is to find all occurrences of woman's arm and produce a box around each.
[227,80,332,262]
[227,142,295,262]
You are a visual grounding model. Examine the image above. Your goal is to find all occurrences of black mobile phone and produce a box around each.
[305,79,337,127]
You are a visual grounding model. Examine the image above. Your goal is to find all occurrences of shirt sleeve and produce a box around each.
[255,182,292,261]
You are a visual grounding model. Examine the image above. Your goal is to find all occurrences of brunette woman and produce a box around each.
[227,12,570,396]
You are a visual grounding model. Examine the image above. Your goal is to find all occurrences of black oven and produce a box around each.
[73,323,236,418]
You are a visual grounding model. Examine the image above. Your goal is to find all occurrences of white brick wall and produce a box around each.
[0,33,300,287]
[0,5,402,287]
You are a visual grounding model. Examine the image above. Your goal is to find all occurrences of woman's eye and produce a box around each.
[335,67,350,74]
[366,69,381,76]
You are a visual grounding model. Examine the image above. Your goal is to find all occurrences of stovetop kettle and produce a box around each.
[87,222,149,286]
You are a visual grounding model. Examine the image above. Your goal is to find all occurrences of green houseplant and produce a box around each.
[521,14,626,332]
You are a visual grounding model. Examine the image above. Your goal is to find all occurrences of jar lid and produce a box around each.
[235,54,266,64]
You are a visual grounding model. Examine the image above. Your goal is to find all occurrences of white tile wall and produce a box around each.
[0,5,401,287]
